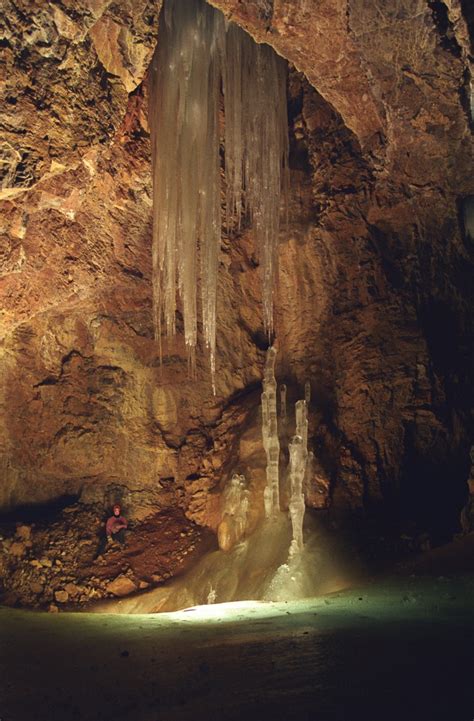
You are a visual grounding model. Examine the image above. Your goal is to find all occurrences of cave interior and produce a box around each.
[0,0,473,719]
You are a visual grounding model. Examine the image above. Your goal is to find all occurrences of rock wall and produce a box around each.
[1,0,473,545]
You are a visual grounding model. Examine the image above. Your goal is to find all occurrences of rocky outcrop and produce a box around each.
[1,0,473,596]
[0,503,209,608]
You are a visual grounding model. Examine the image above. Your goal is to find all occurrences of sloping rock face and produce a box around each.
[0,503,211,608]
[1,0,473,580]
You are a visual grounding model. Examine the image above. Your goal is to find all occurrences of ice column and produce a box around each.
[279,384,287,429]
[288,399,308,553]
[261,347,280,517]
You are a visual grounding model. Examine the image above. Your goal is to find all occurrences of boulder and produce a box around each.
[15,525,32,541]
[106,575,137,597]
[10,542,26,558]
[64,582,81,597]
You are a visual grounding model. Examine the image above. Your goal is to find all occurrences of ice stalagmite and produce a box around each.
[288,399,308,553]
[280,384,287,427]
[218,473,250,551]
[261,347,280,517]
[149,0,289,387]
[149,0,224,381]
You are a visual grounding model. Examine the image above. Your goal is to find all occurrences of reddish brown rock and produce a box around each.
[106,575,137,597]
[54,589,69,604]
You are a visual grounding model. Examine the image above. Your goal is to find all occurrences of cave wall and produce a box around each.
[1,0,473,539]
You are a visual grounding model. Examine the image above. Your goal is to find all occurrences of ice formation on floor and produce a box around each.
[217,473,250,551]
[288,400,308,553]
[261,347,281,517]
[149,0,289,388]
[92,512,356,614]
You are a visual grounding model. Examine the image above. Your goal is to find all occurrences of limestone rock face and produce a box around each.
[1,0,473,553]
[1,0,160,188]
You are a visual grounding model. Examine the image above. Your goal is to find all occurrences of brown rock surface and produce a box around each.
[0,503,211,608]
[0,0,473,607]
[54,589,69,603]
[106,575,137,597]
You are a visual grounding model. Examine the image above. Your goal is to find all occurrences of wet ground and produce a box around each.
[0,574,472,721]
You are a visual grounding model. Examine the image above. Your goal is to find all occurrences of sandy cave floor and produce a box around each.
[0,574,472,721]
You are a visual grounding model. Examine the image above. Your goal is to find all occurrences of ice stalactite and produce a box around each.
[149,0,224,382]
[288,399,308,554]
[304,380,311,405]
[149,0,289,389]
[224,25,289,339]
[261,346,281,517]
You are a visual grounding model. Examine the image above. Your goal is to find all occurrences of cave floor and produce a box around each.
[0,575,473,721]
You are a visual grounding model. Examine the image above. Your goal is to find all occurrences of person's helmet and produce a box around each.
[113,503,121,514]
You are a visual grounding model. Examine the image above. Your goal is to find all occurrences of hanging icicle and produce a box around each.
[149,0,224,385]
[224,25,289,339]
[149,0,289,389]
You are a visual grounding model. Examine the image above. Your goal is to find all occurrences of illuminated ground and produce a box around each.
[0,575,472,721]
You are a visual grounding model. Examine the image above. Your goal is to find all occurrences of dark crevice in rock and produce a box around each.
[120,264,144,279]
[33,350,87,388]
[459,68,473,131]
[428,1,463,57]
[460,0,474,50]
[0,494,79,524]
[249,329,271,351]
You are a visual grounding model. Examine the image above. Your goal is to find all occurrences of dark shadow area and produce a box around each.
[0,494,79,526]
[398,420,469,545]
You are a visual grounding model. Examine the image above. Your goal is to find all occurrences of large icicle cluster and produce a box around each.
[149,0,289,388]
[224,25,289,338]
[149,0,224,380]
[261,347,281,517]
